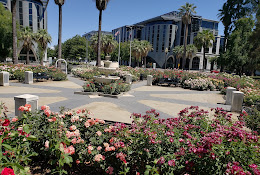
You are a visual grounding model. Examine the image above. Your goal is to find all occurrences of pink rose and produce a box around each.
[97,146,102,151]
[45,140,49,148]
[1,167,15,175]
[94,154,105,162]
[106,166,114,174]
[11,117,18,122]
[96,131,102,136]
[70,125,77,131]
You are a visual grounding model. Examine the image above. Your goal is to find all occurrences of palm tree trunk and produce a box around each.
[57,4,62,68]
[182,24,188,69]
[12,0,18,64]
[97,10,102,67]
[26,50,30,64]
[203,46,206,71]
[144,57,146,68]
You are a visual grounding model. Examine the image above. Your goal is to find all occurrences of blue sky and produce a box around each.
[47,0,226,47]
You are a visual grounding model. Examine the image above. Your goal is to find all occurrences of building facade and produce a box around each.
[112,11,224,70]
[0,0,48,62]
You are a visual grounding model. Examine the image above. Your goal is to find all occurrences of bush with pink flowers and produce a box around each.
[1,103,259,174]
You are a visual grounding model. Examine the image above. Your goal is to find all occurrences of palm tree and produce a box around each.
[131,39,142,67]
[12,0,18,64]
[19,27,36,64]
[103,35,117,57]
[95,0,110,67]
[179,3,197,69]
[36,29,52,65]
[186,44,197,70]
[140,40,153,68]
[54,0,65,67]
[172,45,184,68]
[194,30,214,71]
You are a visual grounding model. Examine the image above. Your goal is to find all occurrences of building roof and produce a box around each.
[135,11,202,25]
[82,30,112,40]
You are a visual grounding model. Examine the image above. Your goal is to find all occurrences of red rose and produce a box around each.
[2,119,10,126]
[1,167,15,175]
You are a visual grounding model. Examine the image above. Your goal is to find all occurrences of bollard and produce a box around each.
[14,94,39,117]
[153,63,156,69]
[126,74,132,84]
[226,87,236,105]
[25,71,33,84]
[0,71,9,86]
[231,91,244,112]
[147,75,153,86]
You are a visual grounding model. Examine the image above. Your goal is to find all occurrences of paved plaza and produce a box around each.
[0,75,237,123]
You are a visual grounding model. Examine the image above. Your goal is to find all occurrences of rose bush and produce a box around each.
[2,103,259,175]
[0,64,67,81]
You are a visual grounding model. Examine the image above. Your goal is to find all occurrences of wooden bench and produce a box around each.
[33,72,50,81]
[158,78,179,86]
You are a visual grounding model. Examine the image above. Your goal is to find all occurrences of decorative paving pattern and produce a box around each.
[0,75,235,122]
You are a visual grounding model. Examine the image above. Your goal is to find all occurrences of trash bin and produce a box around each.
[140,74,144,81]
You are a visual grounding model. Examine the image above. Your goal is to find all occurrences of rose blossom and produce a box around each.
[97,146,102,151]
[106,166,114,175]
[94,154,105,162]
[96,131,102,136]
[168,159,175,167]
[11,117,18,122]
[45,140,49,148]
[1,167,15,175]
[69,125,77,131]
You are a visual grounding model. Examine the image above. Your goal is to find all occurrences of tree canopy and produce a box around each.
[0,3,12,61]
[62,35,86,60]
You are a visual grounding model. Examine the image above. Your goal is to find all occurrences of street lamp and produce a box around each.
[164,48,168,69]
[126,25,133,67]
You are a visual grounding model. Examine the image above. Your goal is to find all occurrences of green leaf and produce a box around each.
[26,135,38,141]
[2,144,13,151]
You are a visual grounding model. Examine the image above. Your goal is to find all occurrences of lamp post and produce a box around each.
[164,48,168,69]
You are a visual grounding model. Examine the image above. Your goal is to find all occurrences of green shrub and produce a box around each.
[243,107,260,133]
[13,70,25,82]
[50,71,67,81]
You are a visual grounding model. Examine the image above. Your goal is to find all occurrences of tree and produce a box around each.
[186,44,198,69]
[0,3,12,61]
[111,42,130,63]
[194,30,214,70]
[47,47,56,58]
[140,40,153,68]
[249,4,260,75]
[54,0,65,66]
[172,45,184,68]
[218,0,256,51]
[102,34,117,57]
[18,27,36,64]
[224,17,254,75]
[95,0,110,67]
[12,0,18,64]
[131,39,142,67]
[62,35,86,60]
[179,2,196,69]
[35,29,52,65]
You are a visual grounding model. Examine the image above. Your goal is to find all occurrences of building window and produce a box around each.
[202,20,214,30]
[151,26,155,52]
[29,2,33,30]
[36,5,40,30]
[156,25,160,52]
[161,25,166,52]
[42,8,45,29]
[147,27,150,42]
[19,1,23,26]
[168,25,172,50]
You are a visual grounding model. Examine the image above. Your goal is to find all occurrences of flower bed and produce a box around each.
[82,80,131,95]
[1,103,259,175]
[183,78,216,91]
[0,64,67,81]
